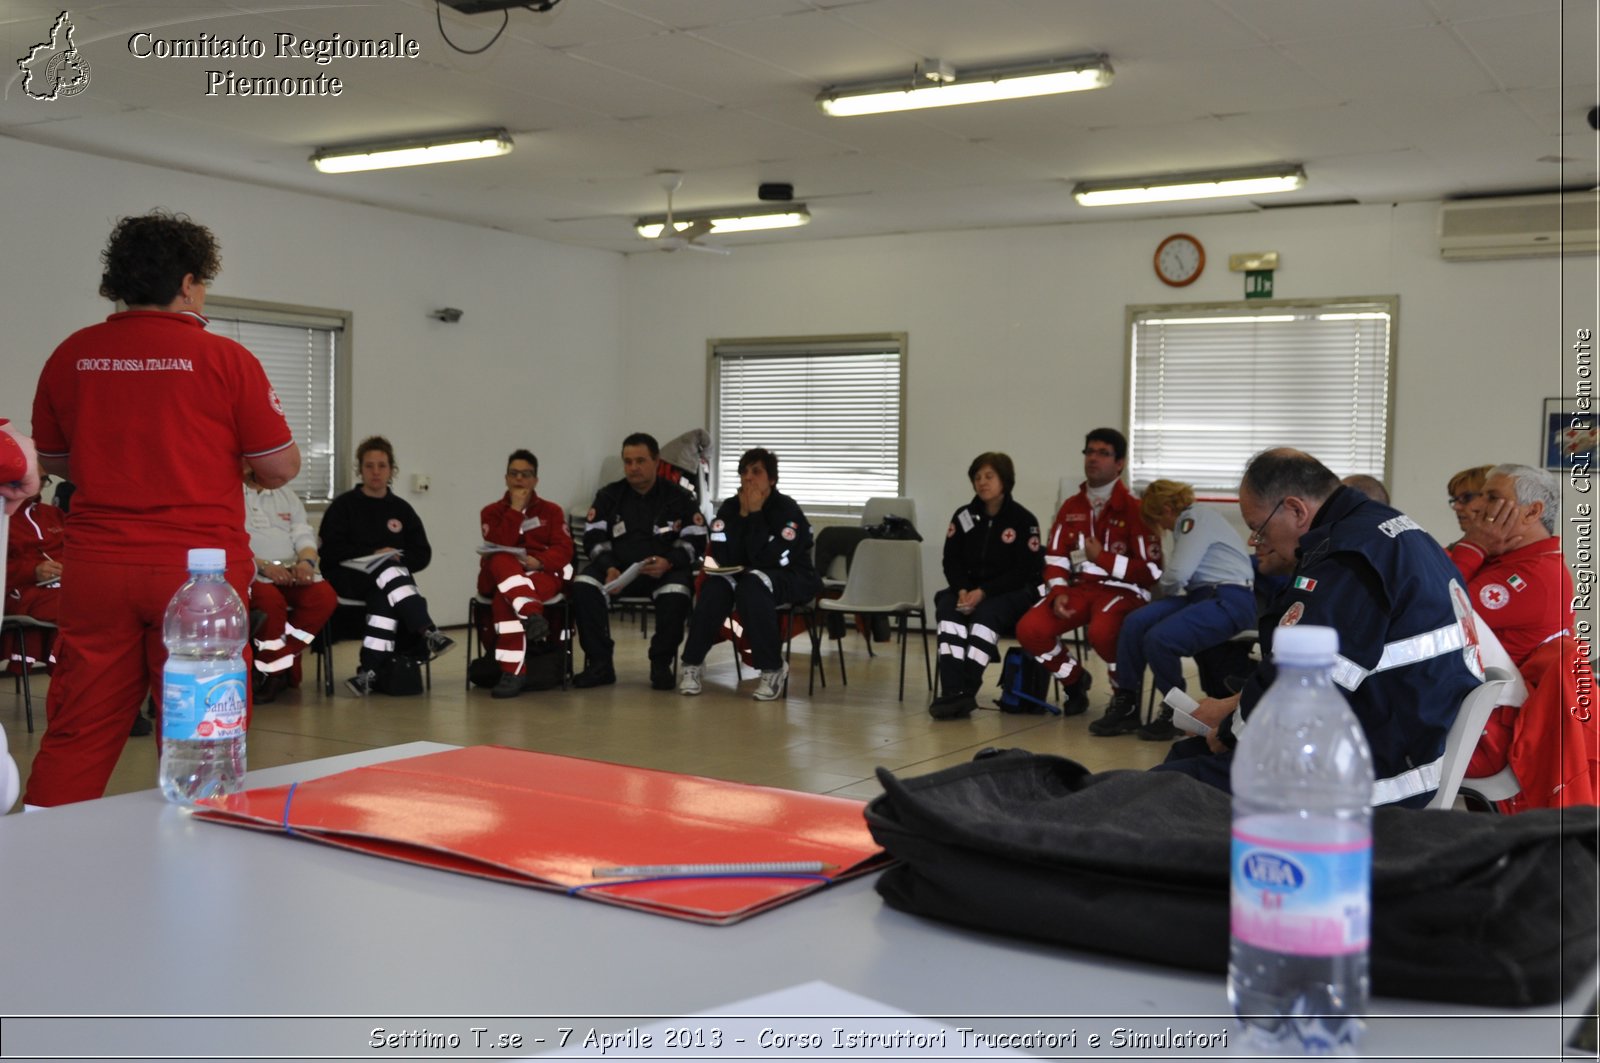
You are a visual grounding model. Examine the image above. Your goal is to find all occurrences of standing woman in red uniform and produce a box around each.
[27,211,300,807]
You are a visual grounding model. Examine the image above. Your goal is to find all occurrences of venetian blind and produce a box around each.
[712,337,905,515]
[206,307,342,504]
[1128,300,1394,494]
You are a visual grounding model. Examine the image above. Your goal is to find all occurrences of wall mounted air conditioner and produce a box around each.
[1438,192,1600,260]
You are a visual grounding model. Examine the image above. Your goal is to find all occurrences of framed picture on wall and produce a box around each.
[1543,396,1596,471]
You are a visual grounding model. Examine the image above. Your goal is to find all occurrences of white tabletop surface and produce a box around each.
[0,742,1589,1061]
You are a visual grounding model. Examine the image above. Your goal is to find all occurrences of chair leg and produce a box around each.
[896,613,909,701]
[18,659,35,734]
[918,612,932,691]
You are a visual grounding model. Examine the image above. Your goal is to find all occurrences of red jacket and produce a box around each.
[1040,479,1161,602]
[1450,536,1570,668]
[6,501,64,597]
[479,492,574,578]
[1467,636,1598,812]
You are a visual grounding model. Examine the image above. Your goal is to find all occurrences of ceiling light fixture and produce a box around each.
[818,55,1112,117]
[635,205,811,239]
[311,129,513,174]
[1073,165,1306,206]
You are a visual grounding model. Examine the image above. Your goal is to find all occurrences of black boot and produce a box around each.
[1138,705,1180,741]
[1059,670,1093,716]
[1088,687,1142,736]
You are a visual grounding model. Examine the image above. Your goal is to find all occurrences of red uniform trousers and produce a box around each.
[4,585,61,669]
[24,556,254,807]
[1015,582,1143,685]
[477,553,563,676]
[250,579,338,676]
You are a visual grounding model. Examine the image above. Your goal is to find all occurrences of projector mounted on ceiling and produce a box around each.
[440,0,561,13]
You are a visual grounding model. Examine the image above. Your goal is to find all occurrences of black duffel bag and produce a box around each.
[865,749,1597,1007]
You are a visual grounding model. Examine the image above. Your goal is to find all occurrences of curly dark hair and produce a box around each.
[356,435,397,472]
[98,210,221,306]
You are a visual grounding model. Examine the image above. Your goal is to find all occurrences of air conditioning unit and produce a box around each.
[1438,192,1600,261]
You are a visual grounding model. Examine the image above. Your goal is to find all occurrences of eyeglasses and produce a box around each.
[1446,492,1482,507]
[1081,446,1118,458]
[505,468,537,479]
[1247,498,1286,547]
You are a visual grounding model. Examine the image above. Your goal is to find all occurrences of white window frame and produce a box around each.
[1126,297,1397,496]
[709,334,906,517]
[203,296,351,507]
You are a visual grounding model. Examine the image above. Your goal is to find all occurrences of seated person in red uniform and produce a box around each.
[6,475,64,667]
[1455,464,1595,810]
[319,436,452,696]
[477,449,574,700]
[0,420,39,516]
[1016,428,1162,716]
[244,465,337,703]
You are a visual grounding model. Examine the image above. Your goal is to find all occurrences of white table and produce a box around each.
[0,743,1589,1061]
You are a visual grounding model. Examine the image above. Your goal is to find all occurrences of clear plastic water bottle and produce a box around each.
[1228,625,1374,1055]
[159,548,248,806]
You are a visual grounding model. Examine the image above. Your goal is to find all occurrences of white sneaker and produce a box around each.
[678,664,704,696]
[753,663,789,701]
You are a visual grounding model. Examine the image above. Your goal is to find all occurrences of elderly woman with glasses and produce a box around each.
[475,449,574,699]
[1444,464,1493,563]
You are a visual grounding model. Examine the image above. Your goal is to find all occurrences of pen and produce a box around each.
[591,861,835,878]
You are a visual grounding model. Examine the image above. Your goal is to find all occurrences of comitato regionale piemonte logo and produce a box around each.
[18,11,92,100]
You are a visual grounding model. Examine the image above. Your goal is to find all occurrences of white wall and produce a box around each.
[2,136,625,624]
[622,202,1596,598]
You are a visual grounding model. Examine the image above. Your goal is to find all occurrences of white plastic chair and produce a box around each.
[810,538,930,700]
[1424,665,1526,810]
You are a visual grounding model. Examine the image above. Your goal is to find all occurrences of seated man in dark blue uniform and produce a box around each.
[571,432,706,690]
[1154,448,1483,807]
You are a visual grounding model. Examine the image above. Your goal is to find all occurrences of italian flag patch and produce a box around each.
[1507,574,1526,591]
[1294,576,1318,592]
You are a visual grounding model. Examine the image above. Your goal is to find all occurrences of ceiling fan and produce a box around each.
[644,173,730,254]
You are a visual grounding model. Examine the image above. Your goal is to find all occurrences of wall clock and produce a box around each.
[1154,233,1205,287]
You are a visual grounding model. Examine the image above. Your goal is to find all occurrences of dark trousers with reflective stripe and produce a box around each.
[331,557,434,672]
[934,585,1035,695]
[571,560,691,669]
[683,569,806,672]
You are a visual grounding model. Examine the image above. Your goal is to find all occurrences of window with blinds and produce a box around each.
[204,300,347,505]
[710,335,905,515]
[1127,298,1395,495]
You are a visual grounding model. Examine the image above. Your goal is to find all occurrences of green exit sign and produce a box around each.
[1245,270,1274,299]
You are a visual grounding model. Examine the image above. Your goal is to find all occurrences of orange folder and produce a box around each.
[194,746,889,924]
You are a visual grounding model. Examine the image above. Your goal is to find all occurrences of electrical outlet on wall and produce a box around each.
[412,474,430,494]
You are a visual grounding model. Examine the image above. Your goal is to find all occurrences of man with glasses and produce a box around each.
[1153,448,1482,808]
[1016,427,1162,718]
[478,450,574,699]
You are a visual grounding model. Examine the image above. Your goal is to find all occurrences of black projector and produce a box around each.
[441,1,559,13]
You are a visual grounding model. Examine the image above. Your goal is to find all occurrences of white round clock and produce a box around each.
[1154,233,1205,287]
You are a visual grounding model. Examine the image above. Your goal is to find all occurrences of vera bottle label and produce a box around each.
[1231,824,1371,956]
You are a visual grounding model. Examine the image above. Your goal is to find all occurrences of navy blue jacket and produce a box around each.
[1241,486,1481,793]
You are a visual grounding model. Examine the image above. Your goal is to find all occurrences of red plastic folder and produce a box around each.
[193,746,889,924]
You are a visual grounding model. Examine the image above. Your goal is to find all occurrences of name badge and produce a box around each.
[612,520,627,537]
[520,516,542,533]
[957,510,975,534]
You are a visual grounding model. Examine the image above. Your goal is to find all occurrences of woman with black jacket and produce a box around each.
[929,452,1044,720]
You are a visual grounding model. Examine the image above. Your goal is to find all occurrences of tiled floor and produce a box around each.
[4,624,1182,809]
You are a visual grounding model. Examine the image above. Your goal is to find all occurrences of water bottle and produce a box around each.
[159,548,248,806]
[1228,625,1374,1055]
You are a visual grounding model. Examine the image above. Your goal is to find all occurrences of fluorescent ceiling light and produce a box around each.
[819,56,1111,117]
[311,129,513,174]
[1074,165,1306,206]
[635,207,810,239]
